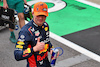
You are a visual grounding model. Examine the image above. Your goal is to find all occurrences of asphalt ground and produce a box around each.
[62,25,100,56]
[1,0,100,67]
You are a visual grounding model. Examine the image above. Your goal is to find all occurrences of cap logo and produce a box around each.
[43,8,47,11]
[37,8,39,11]
[40,4,43,6]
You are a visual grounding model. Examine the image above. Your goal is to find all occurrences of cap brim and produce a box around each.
[34,12,48,17]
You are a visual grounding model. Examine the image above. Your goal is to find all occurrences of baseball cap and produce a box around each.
[33,2,48,16]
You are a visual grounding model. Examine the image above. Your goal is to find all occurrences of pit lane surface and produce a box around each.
[1,0,100,67]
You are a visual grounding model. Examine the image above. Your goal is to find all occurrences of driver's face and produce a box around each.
[33,15,46,26]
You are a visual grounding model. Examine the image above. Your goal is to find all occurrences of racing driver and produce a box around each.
[14,2,58,67]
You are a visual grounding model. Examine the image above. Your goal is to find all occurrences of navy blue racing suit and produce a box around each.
[14,19,53,67]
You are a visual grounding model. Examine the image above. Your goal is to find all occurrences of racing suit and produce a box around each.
[14,19,53,67]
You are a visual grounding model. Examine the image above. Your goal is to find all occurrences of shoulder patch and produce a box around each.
[44,22,48,26]
[44,27,48,31]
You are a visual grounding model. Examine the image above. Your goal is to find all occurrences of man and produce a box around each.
[3,0,26,43]
[14,2,58,67]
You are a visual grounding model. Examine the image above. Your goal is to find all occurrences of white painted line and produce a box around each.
[50,32,100,62]
[55,54,91,67]
[0,26,6,30]
[76,0,100,9]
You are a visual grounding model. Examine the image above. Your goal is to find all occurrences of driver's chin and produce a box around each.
[38,21,44,26]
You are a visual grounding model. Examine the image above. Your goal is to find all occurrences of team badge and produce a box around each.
[16,45,23,49]
[44,27,48,31]
[44,23,47,26]
[23,48,31,55]
[17,41,25,45]
[35,30,40,36]
[20,35,25,39]
[16,41,25,49]
[30,28,35,32]
[42,26,44,28]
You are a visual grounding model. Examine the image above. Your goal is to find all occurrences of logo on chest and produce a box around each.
[35,30,40,36]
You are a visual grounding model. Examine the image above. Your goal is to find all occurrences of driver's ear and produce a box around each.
[32,12,35,17]
[32,12,34,16]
